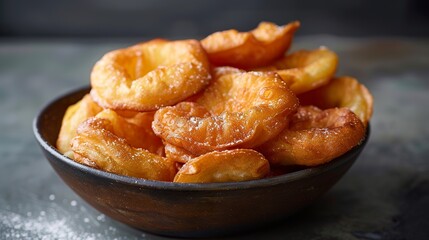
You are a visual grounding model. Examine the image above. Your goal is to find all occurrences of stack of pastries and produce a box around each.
[56,21,373,183]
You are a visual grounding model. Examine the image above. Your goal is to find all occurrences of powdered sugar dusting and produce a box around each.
[1,210,82,240]
[0,193,150,240]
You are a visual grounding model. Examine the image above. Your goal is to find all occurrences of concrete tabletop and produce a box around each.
[0,37,428,239]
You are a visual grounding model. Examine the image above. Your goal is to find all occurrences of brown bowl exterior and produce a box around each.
[33,86,369,238]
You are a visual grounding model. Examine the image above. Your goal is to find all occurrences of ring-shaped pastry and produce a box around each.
[91,39,211,111]
[201,21,300,68]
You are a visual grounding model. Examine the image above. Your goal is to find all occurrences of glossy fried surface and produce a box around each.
[201,21,300,68]
[256,47,338,94]
[164,143,197,163]
[259,106,365,166]
[152,67,299,155]
[71,117,176,181]
[174,149,270,183]
[55,21,375,183]
[56,94,102,154]
[95,109,164,155]
[299,76,373,126]
[91,39,211,111]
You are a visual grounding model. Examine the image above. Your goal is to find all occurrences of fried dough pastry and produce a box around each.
[174,149,270,183]
[152,67,299,155]
[256,47,338,94]
[56,21,375,183]
[57,94,102,154]
[164,143,197,163]
[95,109,164,155]
[71,117,176,181]
[298,76,373,126]
[91,39,211,111]
[201,21,300,68]
[259,106,365,166]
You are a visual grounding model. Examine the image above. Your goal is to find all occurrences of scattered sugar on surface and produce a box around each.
[0,193,149,240]
[0,209,144,240]
[1,210,84,240]
[48,194,55,201]
[96,214,106,222]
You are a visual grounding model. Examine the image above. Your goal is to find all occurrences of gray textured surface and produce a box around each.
[0,37,428,239]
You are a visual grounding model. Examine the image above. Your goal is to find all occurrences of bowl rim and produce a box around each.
[33,86,369,191]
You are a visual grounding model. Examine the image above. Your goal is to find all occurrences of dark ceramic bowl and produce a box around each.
[33,86,369,238]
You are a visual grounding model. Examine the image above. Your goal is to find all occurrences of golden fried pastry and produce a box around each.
[57,94,103,154]
[164,143,197,163]
[95,109,164,155]
[258,106,365,166]
[255,47,338,94]
[90,39,211,111]
[299,76,373,126]
[56,21,375,183]
[152,67,299,155]
[174,149,270,183]
[201,21,300,68]
[71,117,176,181]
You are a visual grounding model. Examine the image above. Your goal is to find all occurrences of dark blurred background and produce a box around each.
[1,0,428,39]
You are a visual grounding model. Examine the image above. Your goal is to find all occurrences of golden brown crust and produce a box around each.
[95,109,164,155]
[201,21,300,68]
[174,149,270,183]
[298,76,374,126]
[255,47,338,94]
[259,106,365,166]
[164,143,197,164]
[56,94,103,154]
[90,39,211,111]
[152,67,299,155]
[71,117,176,181]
